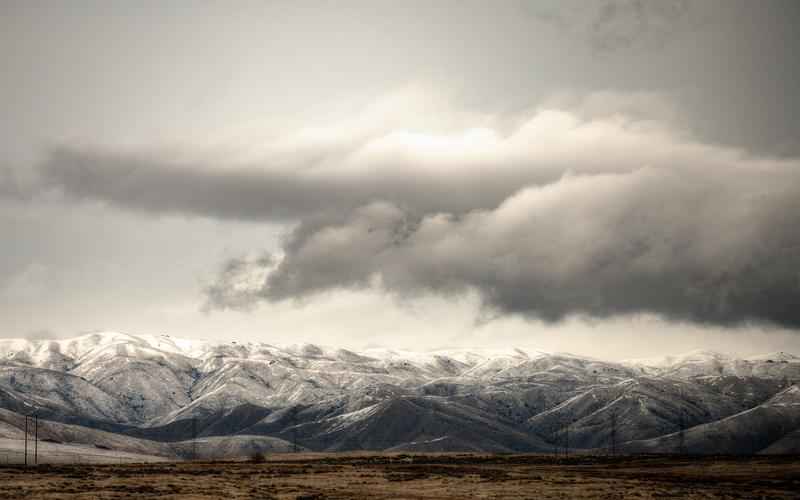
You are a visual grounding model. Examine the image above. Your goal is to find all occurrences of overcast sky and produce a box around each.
[2,0,799,359]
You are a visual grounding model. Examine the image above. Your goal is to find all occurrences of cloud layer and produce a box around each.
[8,94,800,328]
[30,103,699,219]
[208,167,800,326]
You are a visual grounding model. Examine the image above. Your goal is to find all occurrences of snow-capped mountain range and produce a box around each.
[0,331,797,458]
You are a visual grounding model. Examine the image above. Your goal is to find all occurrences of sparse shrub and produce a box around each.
[250,451,266,463]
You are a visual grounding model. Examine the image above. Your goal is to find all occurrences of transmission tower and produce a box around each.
[610,411,618,456]
[291,407,299,453]
[677,409,686,455]
[191,417,198,461]
[24,415,28,466]
[34,415,38,465]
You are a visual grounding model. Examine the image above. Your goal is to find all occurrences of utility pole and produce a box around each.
[610,409,617,457]
[291,407,298,453]
[678,409,686,455]
[191,417,198,461]
[24,416,28,466]
[677,386,687,456]
[34,415,38,465]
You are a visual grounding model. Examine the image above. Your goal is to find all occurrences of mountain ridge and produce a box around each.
[0,331,798,458]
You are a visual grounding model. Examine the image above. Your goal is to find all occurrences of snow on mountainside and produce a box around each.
[622,385,800,455]
[623,349,800,380]
[0,331,798,456]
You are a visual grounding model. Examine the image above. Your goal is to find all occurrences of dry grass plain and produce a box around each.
[0,453,798,499]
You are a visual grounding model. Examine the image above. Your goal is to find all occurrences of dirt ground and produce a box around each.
[1,453,798,499]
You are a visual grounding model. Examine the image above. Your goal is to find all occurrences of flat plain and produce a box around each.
[1,453,798,499]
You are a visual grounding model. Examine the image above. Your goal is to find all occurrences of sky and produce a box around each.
[1,0,800,359]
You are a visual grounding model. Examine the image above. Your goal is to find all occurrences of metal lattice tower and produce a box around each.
[191,417,198,460]
[34,415,38,465]
[678,409,686,455]
[24,416,28,466]
[291,407,299,453]
[610,409,617,456]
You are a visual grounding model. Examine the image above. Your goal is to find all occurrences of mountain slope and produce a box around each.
[622,385,800,455]
[0,332,797,455]
[254,396,552,453]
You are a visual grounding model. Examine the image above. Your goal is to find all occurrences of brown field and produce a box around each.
[1,453,798,499]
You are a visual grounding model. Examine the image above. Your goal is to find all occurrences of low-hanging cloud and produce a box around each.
[24,94,700,222]
[208,166,800,327]
[6,92,800,328]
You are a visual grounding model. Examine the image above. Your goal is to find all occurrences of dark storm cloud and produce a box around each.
[184,107,800,328]
[6,102,800,328]
[207,169,800,327]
